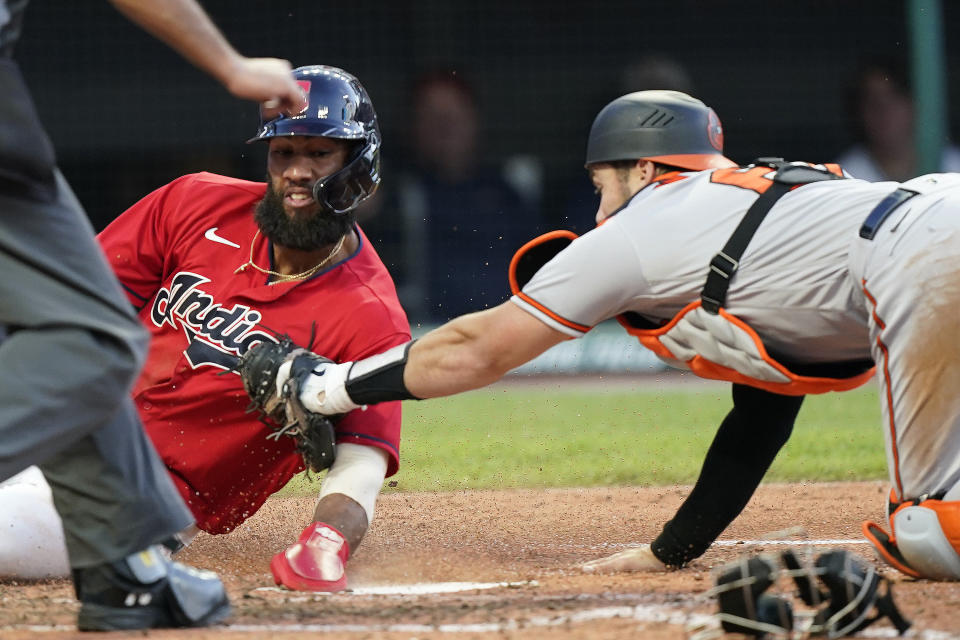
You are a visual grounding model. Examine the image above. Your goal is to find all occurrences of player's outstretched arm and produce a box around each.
[404,302,568,398]
[240,301,568,418]
[320,301,566,412]
[107,0,306,112]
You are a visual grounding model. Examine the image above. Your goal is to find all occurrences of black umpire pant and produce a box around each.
[0,59,192,568]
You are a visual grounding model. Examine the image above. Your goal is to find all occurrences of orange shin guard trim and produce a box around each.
[912,499,960,553]
[862,520,921,579]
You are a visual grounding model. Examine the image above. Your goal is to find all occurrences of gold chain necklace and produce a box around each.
[234,230,347,284]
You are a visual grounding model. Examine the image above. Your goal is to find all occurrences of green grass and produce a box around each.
[281,383,886,496]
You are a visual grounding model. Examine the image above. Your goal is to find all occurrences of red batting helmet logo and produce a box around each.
[707,109,724,152]
[296,80,311,115]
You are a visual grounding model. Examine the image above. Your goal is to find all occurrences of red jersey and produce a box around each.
[98,172,410,534]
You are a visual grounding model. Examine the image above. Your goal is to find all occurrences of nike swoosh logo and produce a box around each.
[204,227,240,249]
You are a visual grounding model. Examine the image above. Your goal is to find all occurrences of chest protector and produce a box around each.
[509,160,875,396]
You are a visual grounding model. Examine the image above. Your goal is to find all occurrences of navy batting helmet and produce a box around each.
[248,65,381,214]
[585,90,736,171]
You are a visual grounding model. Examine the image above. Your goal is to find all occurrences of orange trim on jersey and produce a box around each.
[617,300,875,396]
[650,171,689,188]
[508,230,579,294]
[862,280,903,499]
[514,291,590,334]
[710,165,777,193]
[508,229,589,334]
[822,163,845,178]
[710,162,846,195]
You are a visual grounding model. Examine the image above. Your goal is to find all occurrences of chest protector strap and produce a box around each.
[701,159,845,314]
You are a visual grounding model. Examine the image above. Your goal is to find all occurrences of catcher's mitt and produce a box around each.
[237,336,339,473]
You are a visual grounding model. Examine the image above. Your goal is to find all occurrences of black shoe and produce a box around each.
[73,545,231,631]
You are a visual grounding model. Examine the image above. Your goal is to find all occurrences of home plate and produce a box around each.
[253,580,537,596]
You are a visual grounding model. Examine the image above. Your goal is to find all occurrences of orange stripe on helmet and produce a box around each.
[643,153,737,171]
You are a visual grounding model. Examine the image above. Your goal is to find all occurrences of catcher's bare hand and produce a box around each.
[579,544,668,574]
[225,57,307,115]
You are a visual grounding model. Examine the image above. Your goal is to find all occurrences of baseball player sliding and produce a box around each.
[241,90,960,581]
[0,66,409,593]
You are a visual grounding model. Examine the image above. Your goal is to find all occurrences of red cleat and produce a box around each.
[270,522,350,592]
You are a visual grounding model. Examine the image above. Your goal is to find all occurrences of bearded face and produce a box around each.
[257,136,356,251]
[254,179,354,251]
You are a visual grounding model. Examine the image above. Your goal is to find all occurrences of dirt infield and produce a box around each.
[2,481,959,639]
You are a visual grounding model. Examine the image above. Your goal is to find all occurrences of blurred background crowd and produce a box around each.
[16,1,960,331]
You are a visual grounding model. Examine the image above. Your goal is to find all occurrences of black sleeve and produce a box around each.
[650,383,804,567]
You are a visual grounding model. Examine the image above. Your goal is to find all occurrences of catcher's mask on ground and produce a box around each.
[248,64,381,216]
[702,549,911,639]
[585,90,736,172]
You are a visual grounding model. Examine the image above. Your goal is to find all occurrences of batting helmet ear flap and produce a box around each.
[312,129,382,215]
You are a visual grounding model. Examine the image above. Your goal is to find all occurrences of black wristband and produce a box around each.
[345,340,420,405]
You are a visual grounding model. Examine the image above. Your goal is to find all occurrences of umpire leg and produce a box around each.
[0,170,192,568]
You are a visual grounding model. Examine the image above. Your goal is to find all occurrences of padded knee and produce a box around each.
[892,501,960,580]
